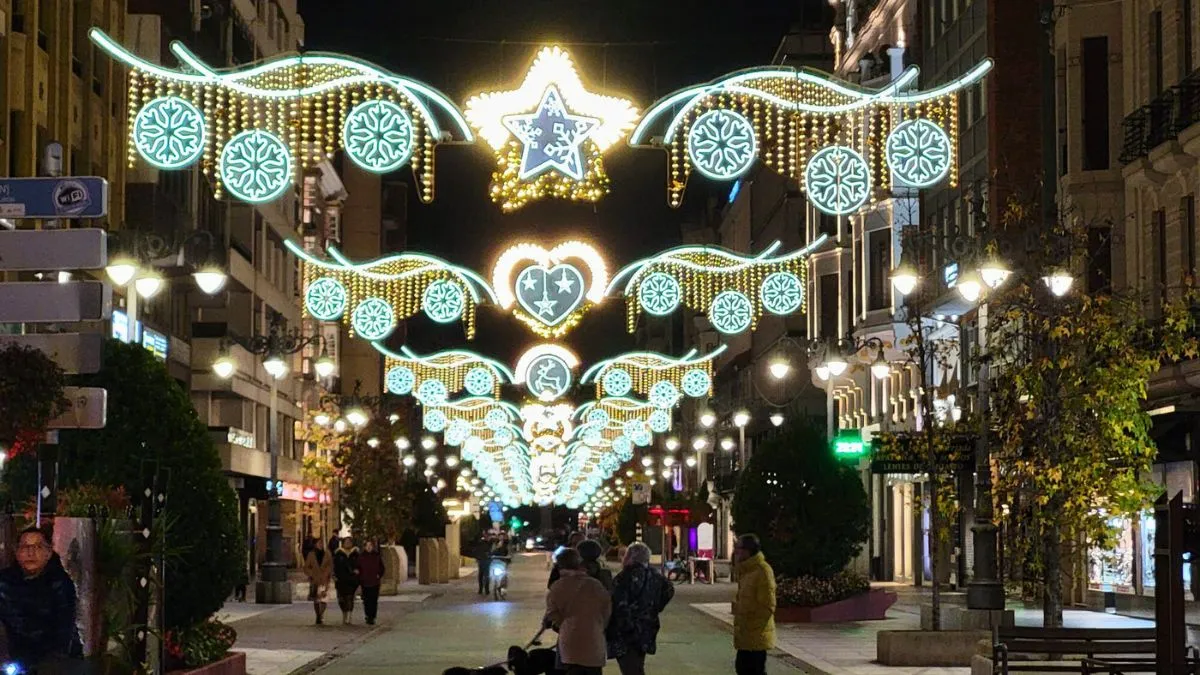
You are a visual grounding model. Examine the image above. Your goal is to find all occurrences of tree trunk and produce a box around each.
[1042,509,1064,627]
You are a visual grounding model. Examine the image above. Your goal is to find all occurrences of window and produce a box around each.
[819,211,838,238]
[868,229,892,310]
[1184,196,1196,280]
[1184,0,1195,77]
[927,1,935,48]
[12,0,24,33]
[1082,37,1110,170]
[1151,10,1165,96]
[819,274,839,339]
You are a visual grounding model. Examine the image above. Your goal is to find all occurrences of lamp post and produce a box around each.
[106,230,228,341]
[889,218,1076,620]
[212,316,333,604]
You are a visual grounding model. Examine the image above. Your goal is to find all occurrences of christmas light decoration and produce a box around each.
[288,240,495,339]
[91,28,471,204]
[514,344,580,402]
[631,59,993,208]
[582,345,726,401]
[464,46,639,211]
[610,240,824,334]
[492,241,608,338]
[374,344,514,399]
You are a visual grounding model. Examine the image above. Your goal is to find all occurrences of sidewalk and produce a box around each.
[691,602,1154,675]
[219,567,474,675]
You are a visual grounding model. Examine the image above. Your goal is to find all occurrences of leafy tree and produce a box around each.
[731,420,870,578]
[0,343,68,453]
[3,340,243,630]
[987,277,1195,627]
[330,417,414,543]
[408,474,448,538]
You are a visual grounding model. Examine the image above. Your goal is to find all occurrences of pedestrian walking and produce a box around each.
[578,539,613,591]
[605,542,674,675]
[548,531,587,588]
[0,527,83,670]
[473,535,493,595]
[545,549,611,675]
[357,540,385,626]
[303,537,333,625]
[333,537,361,625]
[731,534,776,675]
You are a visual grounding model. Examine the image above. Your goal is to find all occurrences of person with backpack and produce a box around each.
[605,542,675,675]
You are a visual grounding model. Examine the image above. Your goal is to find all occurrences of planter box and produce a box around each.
[171,651,246,675]
[877,630,991,666]
[776,589,897,623]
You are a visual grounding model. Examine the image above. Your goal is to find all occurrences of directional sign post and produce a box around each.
[47,387,108,430]
[0,177,108,219]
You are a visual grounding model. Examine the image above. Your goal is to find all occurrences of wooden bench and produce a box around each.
[993,627,1185,675]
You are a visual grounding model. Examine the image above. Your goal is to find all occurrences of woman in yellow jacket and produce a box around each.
[732,534,776,675]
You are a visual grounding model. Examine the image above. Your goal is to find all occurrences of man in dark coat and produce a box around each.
[473,535,493,595]
[0,527,83,668]
[356,541,385,626]
[606,542,674,675]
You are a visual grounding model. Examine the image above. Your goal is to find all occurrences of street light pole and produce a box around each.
[260,376,288,603]
[967,353,1004,609]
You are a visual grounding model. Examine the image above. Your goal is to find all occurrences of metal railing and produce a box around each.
[1121,69,1200,163]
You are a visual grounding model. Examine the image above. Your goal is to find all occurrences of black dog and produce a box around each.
[442,646,561,675]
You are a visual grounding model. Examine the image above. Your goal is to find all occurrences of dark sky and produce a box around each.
[296,0,827,365]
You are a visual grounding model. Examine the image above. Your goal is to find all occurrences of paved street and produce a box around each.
[308,552,804,674]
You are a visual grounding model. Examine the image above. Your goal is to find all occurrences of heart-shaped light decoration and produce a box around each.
[493,241,608,338]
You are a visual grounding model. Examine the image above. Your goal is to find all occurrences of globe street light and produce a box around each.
[699,410,717,428]
[769,360,791,380]
[733,411,751,428]
[665,437,680,452]
[210,317,327,604]
[1042,269,1074,297]
[890,262,919,297]
[770,412,785,427]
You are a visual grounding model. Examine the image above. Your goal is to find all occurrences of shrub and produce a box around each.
[731,419,870,578]
[2,341,244,630]
[776,570,871,608]
[166,619,237,668]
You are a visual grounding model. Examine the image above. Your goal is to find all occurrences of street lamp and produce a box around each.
[211,317,328,604]
[665,437,680,451]
[344,406,369,428]
[979,257,1011,290]
[193,267,228,294]
[955,269,984,303]
[692,437,708,451]
[733,410,751,428]
[699,410,717,428]
[823,349,848,377]
[890,261,919,297]
[768,360,791,380]
[313,350,336,379]
[421,436,437,451]
[1042,269,1074,297]
[395,437,411,451]
[870,349,891,381]
[770,412,785,427]
[720,437,735,451]
[133,269,165,299]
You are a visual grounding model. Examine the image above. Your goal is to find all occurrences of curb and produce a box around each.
[688,605,833,675]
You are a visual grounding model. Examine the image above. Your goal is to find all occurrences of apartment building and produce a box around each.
[696,8,836,561]
[1094,0,1200,608]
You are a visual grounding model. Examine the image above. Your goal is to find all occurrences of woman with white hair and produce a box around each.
[605,542,675,675]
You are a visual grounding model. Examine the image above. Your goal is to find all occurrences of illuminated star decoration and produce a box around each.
[503,86,599,181]
[465,46,639,211]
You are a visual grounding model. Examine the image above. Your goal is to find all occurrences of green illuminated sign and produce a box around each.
[833,429,867,459]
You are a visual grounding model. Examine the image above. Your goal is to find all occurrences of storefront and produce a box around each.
[1086,459,1195,607]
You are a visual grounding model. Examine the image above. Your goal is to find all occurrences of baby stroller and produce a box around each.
[442,627,562,675]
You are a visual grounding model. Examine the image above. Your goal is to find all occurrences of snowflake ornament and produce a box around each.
[687,109,757,180]
[133,96,206,169]
[760,272,804,315]
[305,277,348,321]
[886,119,952,188]
[708,290,753,335]
[219,129,293,203]
[343,99,416,173]
[637,272,682,316]
[804,145,871,216]
[422,280,466,324]
[351,297,397,340]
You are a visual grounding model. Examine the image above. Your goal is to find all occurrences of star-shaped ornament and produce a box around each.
[554,271,576,294]
[503,86,599,181]
[464,46,639,211]
[534,297,559,317]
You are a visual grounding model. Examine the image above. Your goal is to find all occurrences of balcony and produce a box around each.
[1120,69,1200,165]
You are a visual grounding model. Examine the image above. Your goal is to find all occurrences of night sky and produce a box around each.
[297,0,829,365]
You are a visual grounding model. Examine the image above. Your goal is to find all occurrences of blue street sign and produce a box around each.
[0,177,108,219]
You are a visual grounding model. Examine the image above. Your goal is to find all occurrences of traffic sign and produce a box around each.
[0,229,107,270]
[0,333,104,374]
[0,281,111,323]
[0,177,109,219]
[47,387,107,429]
[631,477,650,505]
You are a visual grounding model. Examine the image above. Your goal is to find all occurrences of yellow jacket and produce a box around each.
[732,552,776,651]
